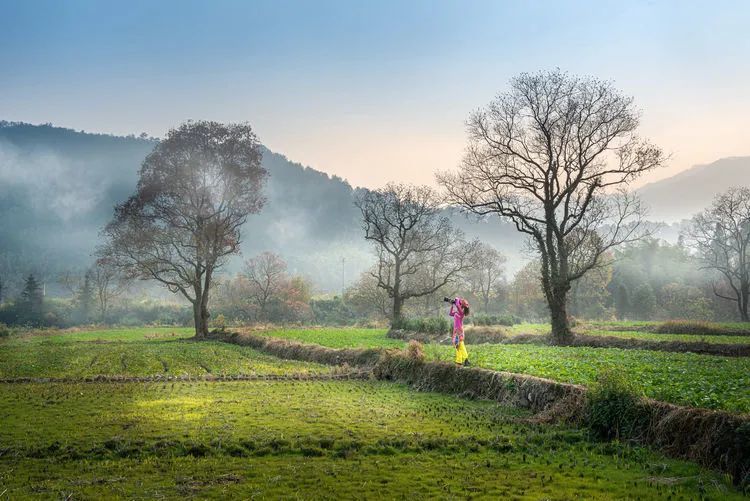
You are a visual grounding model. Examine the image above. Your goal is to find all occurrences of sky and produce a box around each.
[1,0,749,189]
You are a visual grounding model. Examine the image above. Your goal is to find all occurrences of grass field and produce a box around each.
[0,379,742,499]
[257,327,750,413]
[424,344,750,413]
[0,326,747,498]
[0,328,331,379]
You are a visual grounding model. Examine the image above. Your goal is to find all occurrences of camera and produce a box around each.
[443,297,454,304]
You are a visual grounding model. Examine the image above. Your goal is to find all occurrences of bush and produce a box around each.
[392,317,450,334]
[468,314,520,326]
[0,322,10,337]
[655,319,750,336]
[585,369,646,441]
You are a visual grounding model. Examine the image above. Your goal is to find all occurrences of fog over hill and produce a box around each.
[0,122,527,294]
[3,121,742,296]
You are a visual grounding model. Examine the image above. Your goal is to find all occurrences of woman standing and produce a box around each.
[449,297,470,367]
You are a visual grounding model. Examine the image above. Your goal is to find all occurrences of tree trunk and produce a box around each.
[392,296,403,326]
[740,282,749,322]
[193,300,210,337]
[549,295,573,344]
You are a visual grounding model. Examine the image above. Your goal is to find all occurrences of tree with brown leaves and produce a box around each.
[99,121,267,337]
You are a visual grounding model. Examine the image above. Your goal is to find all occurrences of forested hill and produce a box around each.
[0,121,378,292]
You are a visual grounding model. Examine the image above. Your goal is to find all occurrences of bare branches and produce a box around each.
[685,187,750,320]
[438,70,664,341]
[355,183,475,322]
[243,252,288,321]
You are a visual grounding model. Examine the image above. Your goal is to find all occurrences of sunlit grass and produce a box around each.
[0,380,742,500]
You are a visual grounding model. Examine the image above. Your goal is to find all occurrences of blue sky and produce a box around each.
[2,0,748,188]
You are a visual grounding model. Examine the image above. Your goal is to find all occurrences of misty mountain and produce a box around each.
[0,121,528,294]
[0,121,369,293]
[637,156,750,222]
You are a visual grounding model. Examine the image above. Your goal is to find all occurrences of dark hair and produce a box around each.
[463,305,470,316]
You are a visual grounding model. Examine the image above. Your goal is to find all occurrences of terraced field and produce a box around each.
[0,380,741,499]
[0,335,331,379]
[0,326,745,499]
[259,327,750,413]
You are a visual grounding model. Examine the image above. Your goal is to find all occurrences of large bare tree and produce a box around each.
[686,187,750,321]
[99,121,267,337]
[439,70,663,343]
[355,183,477,324]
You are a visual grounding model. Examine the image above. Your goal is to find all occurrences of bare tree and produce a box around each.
[439,70,663,343]
[99,121,267,337]
[686,187,750,321]
[355,183,478,324]
[466,243,507,313]
[243,252,288,321]
[345,269,391,320]
[92,257,129,321]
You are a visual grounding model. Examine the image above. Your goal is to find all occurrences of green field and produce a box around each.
[424,344,750,412]
[258,327,399,348]
[0,379,742,499]
[258,327,750,413]
[0,329,330,379]
[579,329,750,345]
[0,326,747,498]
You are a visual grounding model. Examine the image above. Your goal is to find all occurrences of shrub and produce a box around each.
[392,317,450,334]
[310,297,358,325]
[585,369,646,441]
[0,322,10,337]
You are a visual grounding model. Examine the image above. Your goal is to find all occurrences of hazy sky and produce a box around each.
[2,0,748,189]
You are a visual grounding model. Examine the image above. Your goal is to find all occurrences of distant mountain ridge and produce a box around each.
[637,156,750,222]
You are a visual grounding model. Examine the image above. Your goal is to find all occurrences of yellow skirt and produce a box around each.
[455,340,469,364]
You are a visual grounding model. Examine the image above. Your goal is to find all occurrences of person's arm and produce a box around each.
[449,303,456,317]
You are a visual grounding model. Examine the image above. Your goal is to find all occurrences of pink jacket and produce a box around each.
[449,298,465,340]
